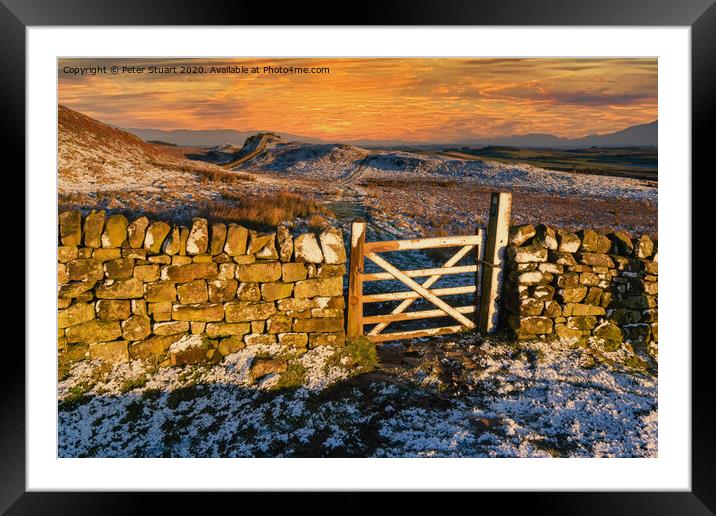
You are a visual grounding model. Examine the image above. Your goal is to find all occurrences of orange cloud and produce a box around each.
[58,58,657,142]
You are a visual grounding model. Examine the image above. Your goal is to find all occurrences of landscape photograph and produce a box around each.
[57,57,658,458]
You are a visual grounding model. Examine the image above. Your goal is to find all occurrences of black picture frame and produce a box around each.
[4,0,710,513]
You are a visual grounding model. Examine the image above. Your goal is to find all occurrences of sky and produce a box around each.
[58,58,657,143]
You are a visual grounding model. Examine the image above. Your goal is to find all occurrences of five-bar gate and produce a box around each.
[346,191,512,343]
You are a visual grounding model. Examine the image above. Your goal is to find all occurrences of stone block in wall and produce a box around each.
[205,322,251,338]
[277,225,293,262]
[134,264,160,282]
[309,332,345,348]
[537,263,563,275]
[261,282,294,301]
[104,258,134,280]
[310,308,344,318]
[576,253,615,268]
[129,334,183,361]
[127,216,149,248]
[237,282,261,302]
[317,296,345,309]
[531,285,555,300]
[172,303,224,322]
[555,324,582,339]
[251,321,265,333]
[249,231,279,259]
[83,210,105,248]
[634,235,654,259]
[58,246,79,263]
[513,271,553,286]
[218,336,245,355]
[67,259,104,283]
[59,211,82,246]
[277,298,316,312]
[58,302,96,329]
[89,340,129,363]
[78,248,93,259]
[122,315,151,341]
[244,334,276,346]
[236,262,282,283]
[208,279,238,303]
[210,223,227,256]
[584,287,603,306]
[192,254,214,263]
[282,263,307,282]
[578,229,611,253]
[579,272,600,287]
[161,227,181,255]
[58,297,72,309]
[225,301,276,322]
[508,224,535,246]
[507,315,553,334]
[506,245,547,263]
[533,224,558,250]
[153,321,190,336]
[543,300,562,318]
[557,286,588,303]
[66,319,122,344]
[101,214,128,248]
[177,280,208,304]
[186,218,209,255]
[93,248,122,262]
[278,332,309,348]
[292,317,343,333]
[168,335,208,367]
[594,322,622,342]
[96,299,131,321]
[191,322,206,334]
[144,282,177,303]
[294,277,343,298]
[96,278,144,299]
[144,221,171,253]
[58,263,69,284]
[563,303,606,317]
[556,229,581,253]
[608,231,634,255]
[58,280,97,299]
[294,233,323,263]
[548,251,577,267]
[224,224,249,256]
[266,314,292,334]
[506,297,543,316]
[162,262,218,282]
[319,227,347,264]
[566,315,598,330]
[318,264,347,278]
[622,294,656,310]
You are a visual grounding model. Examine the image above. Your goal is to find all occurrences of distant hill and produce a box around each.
[459,121,657,148]
[124,127,324,147]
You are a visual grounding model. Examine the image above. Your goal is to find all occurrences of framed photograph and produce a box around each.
[7,0,711,512]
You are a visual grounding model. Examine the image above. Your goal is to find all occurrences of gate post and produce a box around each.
[347,218,366,338]
[478,192,512,333]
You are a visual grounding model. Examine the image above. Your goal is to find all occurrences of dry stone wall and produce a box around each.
[57,210,347,375]
[502,224,657,356]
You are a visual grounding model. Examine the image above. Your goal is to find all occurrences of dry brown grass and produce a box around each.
[361,177,457,189]
[205,189,332,229]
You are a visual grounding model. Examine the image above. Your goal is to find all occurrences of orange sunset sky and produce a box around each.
[58,58,657,143]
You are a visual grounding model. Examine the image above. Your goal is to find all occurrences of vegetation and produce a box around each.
[326,337,379,374]
[119,375,148,394]
[206,189,333,229]
[274,363,308,390]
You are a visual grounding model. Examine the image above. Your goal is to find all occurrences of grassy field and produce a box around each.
[439,146,657,181]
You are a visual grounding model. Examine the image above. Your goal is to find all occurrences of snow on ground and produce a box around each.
[236,143,657,204]
[58,336,657,458]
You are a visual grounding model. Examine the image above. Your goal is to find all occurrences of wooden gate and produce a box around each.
[346,192,512,343]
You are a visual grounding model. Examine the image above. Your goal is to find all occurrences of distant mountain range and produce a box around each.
[124,127,324,147]
[124,120,657,149]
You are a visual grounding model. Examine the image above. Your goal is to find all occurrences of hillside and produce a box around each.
[58,105,230,196]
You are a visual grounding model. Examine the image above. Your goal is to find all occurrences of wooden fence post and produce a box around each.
[478,192,512,333]
[347,218,366,338]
